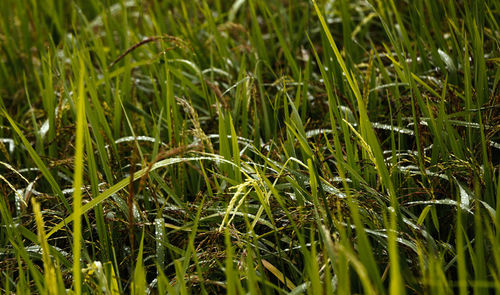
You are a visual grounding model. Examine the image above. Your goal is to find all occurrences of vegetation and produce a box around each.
[1,0,499,293]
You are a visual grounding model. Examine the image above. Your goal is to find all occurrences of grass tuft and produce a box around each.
[0,0,499,293]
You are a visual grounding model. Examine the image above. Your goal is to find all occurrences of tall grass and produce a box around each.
[0,0,499,293]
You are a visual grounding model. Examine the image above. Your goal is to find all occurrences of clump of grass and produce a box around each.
[0,0,499,294]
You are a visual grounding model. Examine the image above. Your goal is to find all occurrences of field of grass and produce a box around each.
[1,0,499,294]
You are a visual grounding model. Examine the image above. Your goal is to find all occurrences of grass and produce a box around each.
[0,0,499,294]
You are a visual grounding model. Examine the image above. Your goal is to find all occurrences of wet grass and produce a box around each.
[0,0,499,294]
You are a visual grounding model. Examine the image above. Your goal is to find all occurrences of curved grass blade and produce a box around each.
[47,156,235,238]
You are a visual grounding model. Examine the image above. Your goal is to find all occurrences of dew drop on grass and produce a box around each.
[155,218,165,271]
